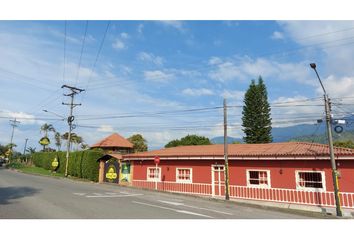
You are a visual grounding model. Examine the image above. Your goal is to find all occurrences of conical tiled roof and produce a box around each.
[91,133,133,148]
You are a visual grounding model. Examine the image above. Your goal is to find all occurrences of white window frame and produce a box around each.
[147,167,161,182]
[176,168,193,183]
[295,170,326,192]
[246,169,271,188]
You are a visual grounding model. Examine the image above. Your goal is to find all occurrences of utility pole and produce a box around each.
[23,138,28,163]
[62,84,85,177]
[310,63,342,217]
[23,138,28,155]
[223,98,230,200]
[9,118,20,161]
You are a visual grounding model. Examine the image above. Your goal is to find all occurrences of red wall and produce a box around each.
[131,159,354,193]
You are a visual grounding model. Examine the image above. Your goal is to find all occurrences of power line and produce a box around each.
[81,21,111,103]
[63,20,67,85]
[75,20,89,87]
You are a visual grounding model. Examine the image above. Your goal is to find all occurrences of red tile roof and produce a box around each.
[91,133,133,149]
[123,142,354,159]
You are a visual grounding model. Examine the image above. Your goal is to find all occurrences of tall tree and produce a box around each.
[165,134,211,148]
[128,134,148,152]
[242,76,272,143]
[54,132,62,151]
[40,123,56,151]
[40,123,56,138]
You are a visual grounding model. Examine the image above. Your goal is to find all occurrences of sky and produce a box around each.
[1,20,354,152]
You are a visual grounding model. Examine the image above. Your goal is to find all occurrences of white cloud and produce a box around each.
[138,52,164,66]
[319,75,354,98]
[208,56,314,84]
[0,110,41,125]
[112,39,125,50]
[137,24,144,34]
[97,124,114,133]
[221,90,245,101]
[120,32,129,39]
[158,21,185,32]
[208,56,223,65]
[271,31,285,40]
[277,21,354,76]
[182,88,214,96]
[144,70,174,83]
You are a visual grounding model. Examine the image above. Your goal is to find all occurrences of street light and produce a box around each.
[42,109,65,119]
[310,63,342,217]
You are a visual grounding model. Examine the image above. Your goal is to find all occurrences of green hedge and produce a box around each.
[31,150,104,182]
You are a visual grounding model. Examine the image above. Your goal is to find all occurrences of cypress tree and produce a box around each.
[242,76,272,143]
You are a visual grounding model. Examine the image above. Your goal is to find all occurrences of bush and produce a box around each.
[7,161,25,169]
[31,150,103,182]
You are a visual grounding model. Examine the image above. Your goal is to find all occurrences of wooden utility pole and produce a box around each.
[9,118,20,161]
[62,85,84,177]
[223,98,230,200]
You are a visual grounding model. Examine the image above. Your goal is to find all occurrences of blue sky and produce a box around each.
[1,20,354,151]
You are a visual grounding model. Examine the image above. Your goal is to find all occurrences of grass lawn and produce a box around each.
[18,165,65,177]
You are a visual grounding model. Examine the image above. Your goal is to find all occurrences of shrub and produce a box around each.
[30,150,103,182]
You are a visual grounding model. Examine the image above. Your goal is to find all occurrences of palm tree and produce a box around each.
[54,132,62,151]
[26,147,36,154]
[62,133,84,151]
[40,123,56,137]
[40,123,56,151]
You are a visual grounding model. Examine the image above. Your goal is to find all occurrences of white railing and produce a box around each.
[132,180,212,196]
[131,180,354,209]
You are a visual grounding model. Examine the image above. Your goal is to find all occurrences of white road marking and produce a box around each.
[158,200,184,206]
[73,193,86,196]
[86,193,143,198]
[158,200,233,215]
[132,201,214,218]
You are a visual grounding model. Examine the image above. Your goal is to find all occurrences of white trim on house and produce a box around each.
[147,167,161,182]
[295,170,326,192]
[246,169,271,188]
[176,168,193,183]
[124,156,353,161]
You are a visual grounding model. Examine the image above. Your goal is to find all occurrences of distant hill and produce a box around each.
[211,136,243,144]
[290,129,354,143]
[211,114,354,144]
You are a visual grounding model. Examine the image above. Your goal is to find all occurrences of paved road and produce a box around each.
[0,168,321,219]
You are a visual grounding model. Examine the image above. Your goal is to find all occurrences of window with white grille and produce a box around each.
[147,167,161,181]
[176,168,192,183]
[296,171,325,191]
[247,170,270,188]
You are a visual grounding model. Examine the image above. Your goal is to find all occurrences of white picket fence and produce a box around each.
[132,180,354,209]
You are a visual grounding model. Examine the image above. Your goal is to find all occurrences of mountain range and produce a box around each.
[211,115,354,144]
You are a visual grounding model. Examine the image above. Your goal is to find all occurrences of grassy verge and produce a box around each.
[17,165,65,177]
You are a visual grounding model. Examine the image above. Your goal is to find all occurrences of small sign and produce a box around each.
[121,163,130,174]
[154,156,160,165]
[39,137,50,146]
[105,164,118,182]
[51,157,59,171]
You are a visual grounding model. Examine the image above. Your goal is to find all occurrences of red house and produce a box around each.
[122,142,354,212]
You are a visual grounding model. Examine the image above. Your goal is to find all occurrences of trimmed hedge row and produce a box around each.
[31,150,104,182]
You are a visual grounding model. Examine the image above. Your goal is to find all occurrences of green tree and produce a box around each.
[242,76,272,143]
[165,134,211,148]
[128,134,148,152]
[62,133,83,151]
[26,147,36,154]
[54,132,62,151]
[40,123,56,138]
[334,140,354,149]
[40,123,56,151]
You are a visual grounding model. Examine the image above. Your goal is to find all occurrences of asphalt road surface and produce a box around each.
[0,167,321,219]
